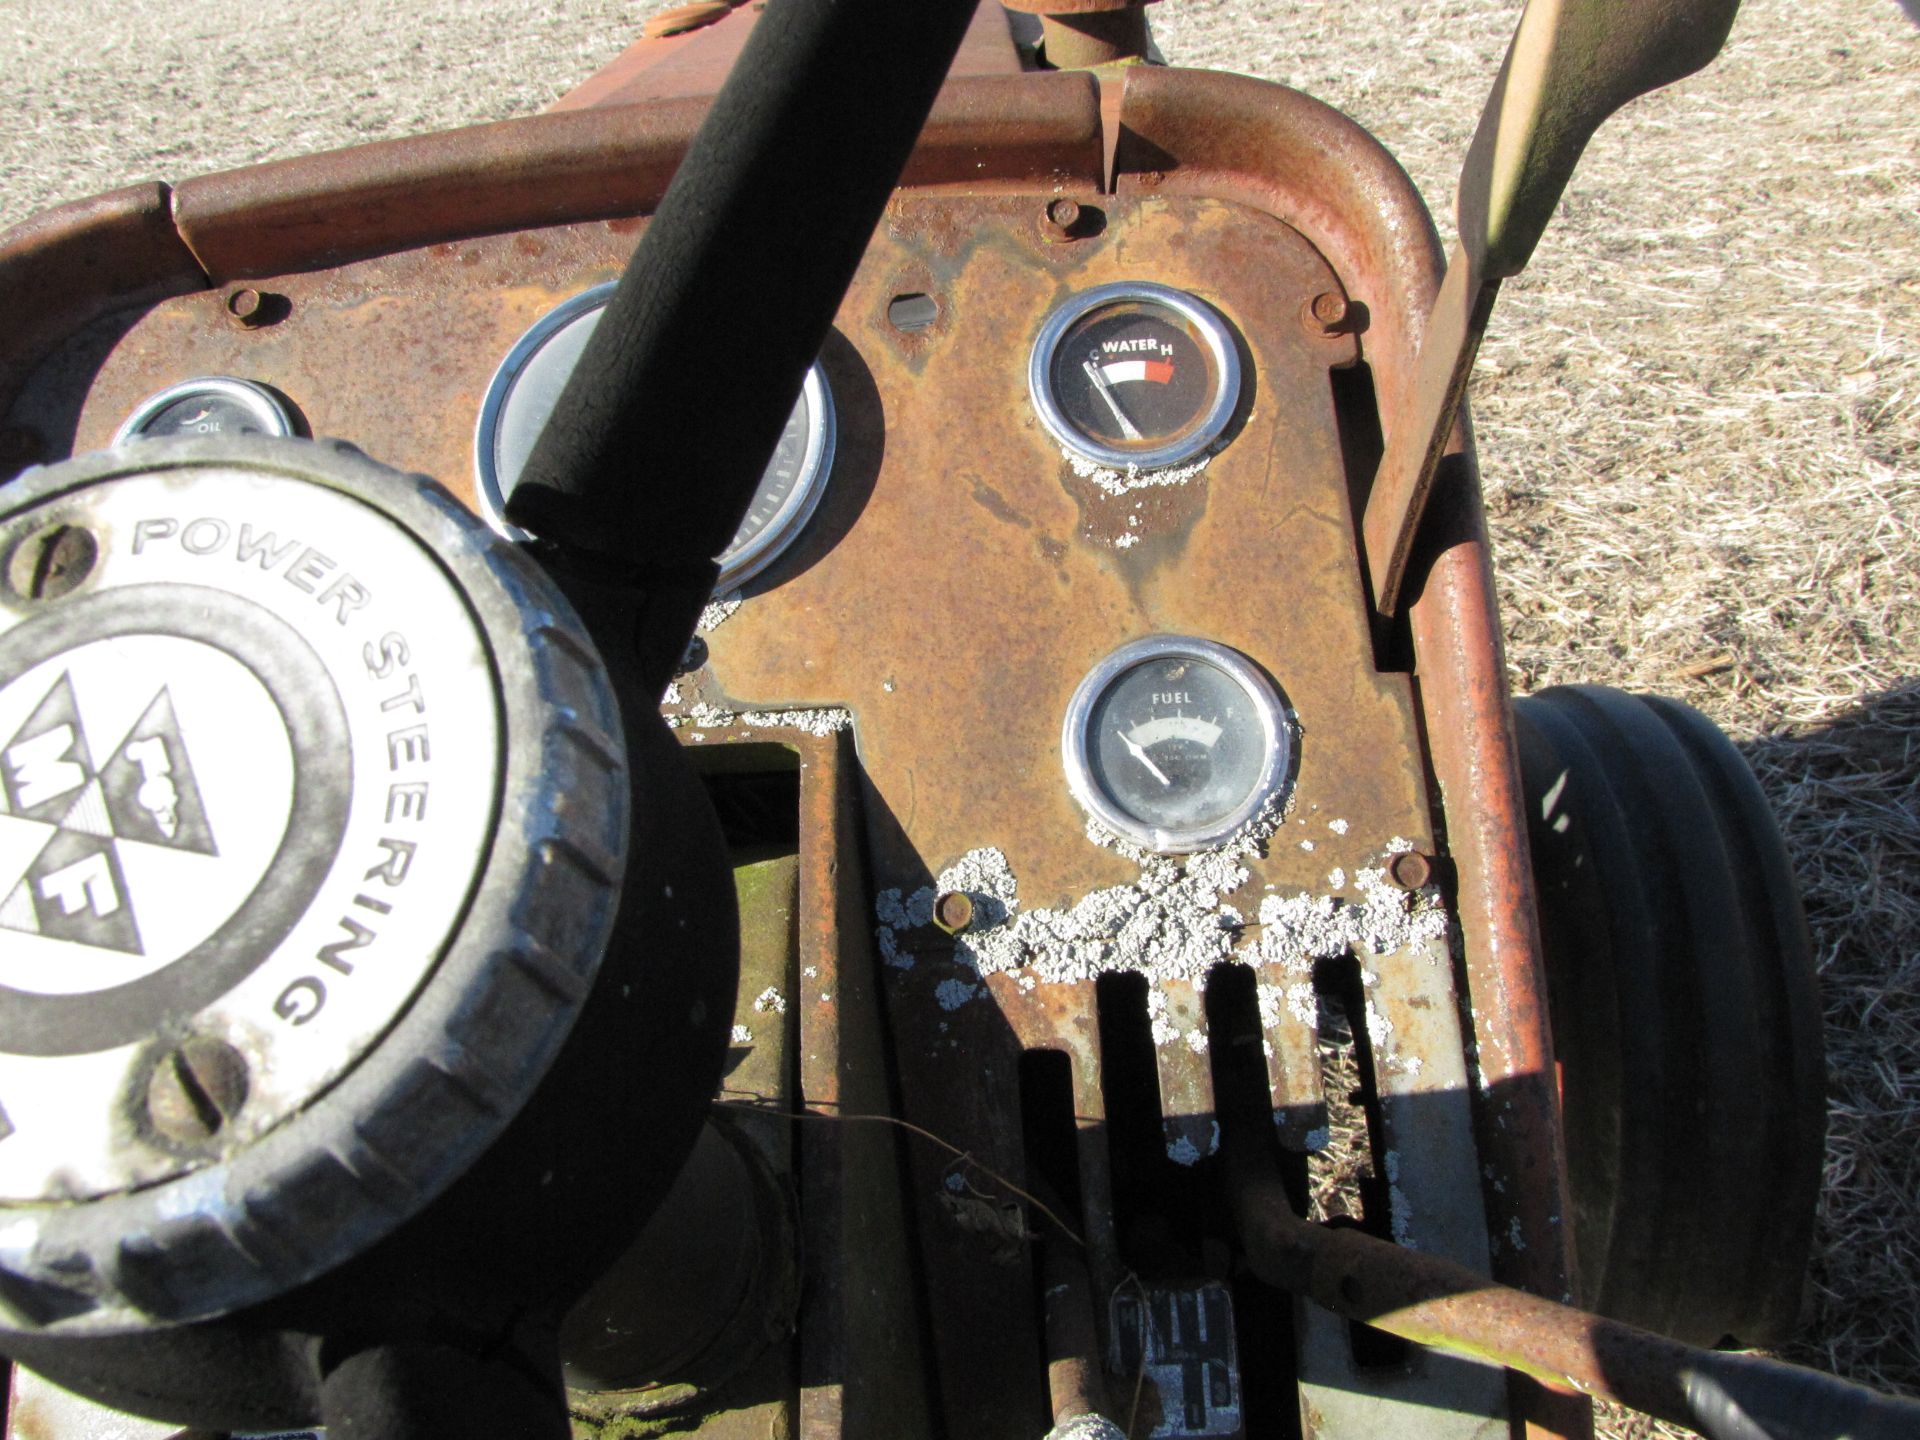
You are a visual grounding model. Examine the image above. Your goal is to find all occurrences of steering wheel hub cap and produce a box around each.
[0,462,500,1202]
[0,437,627,1333]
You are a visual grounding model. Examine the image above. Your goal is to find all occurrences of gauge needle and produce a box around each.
[1082,359,1144,441]
[1117,730,1172,787]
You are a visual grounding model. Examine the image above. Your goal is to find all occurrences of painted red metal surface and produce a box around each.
[549,0,1024,111]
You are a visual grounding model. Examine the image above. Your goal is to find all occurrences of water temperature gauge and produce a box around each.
[1063,636,1292,852]
[1029,282,1241,470]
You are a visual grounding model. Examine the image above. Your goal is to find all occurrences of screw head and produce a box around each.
[146,1036,250,1144]
[7,523,97,600]
[1387,851,1433,891]
[933,890,974,934]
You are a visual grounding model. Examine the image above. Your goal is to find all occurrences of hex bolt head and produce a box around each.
[7,523,98,601]
[933,890,975,934]
[1388,851,1433,891]
[147,1037,250,1144]
[1041,197,1083,242]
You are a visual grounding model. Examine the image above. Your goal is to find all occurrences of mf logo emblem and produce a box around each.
[0,672,217,955]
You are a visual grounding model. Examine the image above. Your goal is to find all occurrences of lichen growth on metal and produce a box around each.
[1061,446,1211,497]
[1165,1121,1220,1167]
[697,591,742,634]
[874,805,1449,1049]
[752,986,786,1015]
[666,704,853,737]
[740,708,852,736]
[935,978,980,1011]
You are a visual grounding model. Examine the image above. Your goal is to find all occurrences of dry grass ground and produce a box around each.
[3,1,1915,1434]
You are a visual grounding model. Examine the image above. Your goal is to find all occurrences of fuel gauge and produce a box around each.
[1030,282,1241,470]
[1063,636,1291,852]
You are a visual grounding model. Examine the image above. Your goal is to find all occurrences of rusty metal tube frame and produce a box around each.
[1224,1133,1920,1440]
[1041,1241,1112,1425]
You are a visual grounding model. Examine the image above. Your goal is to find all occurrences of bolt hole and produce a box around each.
[887,293,939,333]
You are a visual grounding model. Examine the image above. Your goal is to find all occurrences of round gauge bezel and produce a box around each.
[1062,635,1292,853]
[1028,281,1242,471]
[473,281,836,591]
[112,377,298,445]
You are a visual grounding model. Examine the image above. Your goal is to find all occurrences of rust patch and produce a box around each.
[969,477,1032,530]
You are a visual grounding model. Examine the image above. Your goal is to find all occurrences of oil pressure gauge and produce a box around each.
[1030,282,1241,470]
[477,282,835,590]
[1064,636,1291,852]
[114,377,300,444]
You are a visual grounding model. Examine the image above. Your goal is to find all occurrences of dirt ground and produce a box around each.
[3,1,1916,1435]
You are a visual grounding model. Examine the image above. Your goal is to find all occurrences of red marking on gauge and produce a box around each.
[1097,359,1176,386]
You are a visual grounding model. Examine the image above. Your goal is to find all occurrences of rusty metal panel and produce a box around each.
[703,193,1417,905]
[1112,58,1570,1276]
[672,191,1435,1439]
[638,187,1435,1438]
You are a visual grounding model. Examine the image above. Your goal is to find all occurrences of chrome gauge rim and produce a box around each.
[113,377,298,445]
[1028,281,1241,471]
[475,282,836,592]
[716,362,836,590]
[1062,635,1291,853]
[474,283,614,546]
